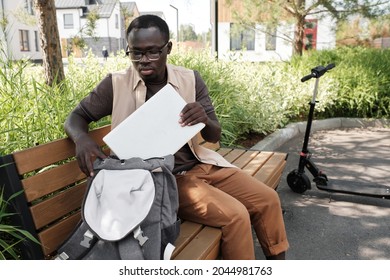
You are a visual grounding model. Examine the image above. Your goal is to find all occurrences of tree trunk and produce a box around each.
[292,0,306,56]
[293,14,305,56]
[34,0,64,86]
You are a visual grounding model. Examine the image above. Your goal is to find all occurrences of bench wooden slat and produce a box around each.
[173,226,222,260]
[221,148,246,163]
[13,139,76,175]
[13,126,110,174]
[30,182,86,229]
[171,221,203,259]
[254,153,287,186]
[265,160,287,190]
[261,154,288,189]
[22,160,85,202]
[241,152,272,176]
[230,150,260,169]
[216,147,233,157]
[38,212,81,256]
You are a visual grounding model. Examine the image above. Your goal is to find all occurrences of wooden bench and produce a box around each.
[0,125,288,260]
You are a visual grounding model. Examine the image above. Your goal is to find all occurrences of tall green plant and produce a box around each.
[1,46,389,154]
[0,187,40,259]
[0,51,129,155]
[291,47,390,119]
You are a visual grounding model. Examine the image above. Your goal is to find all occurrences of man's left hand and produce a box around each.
[179,102,208,126]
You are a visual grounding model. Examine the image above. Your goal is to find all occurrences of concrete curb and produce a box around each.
[252,117,390,151]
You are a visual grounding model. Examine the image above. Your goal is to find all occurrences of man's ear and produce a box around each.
[167,41,173,54]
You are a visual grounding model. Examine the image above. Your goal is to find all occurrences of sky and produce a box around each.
[123,0,211,34]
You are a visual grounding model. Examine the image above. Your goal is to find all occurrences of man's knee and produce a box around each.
[262,187,282,209]
[229,202,251,226]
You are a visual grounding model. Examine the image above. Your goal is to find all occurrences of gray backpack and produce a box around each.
[55,155,180,260]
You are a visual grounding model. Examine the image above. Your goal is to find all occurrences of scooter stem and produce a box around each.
[302,78,319,154]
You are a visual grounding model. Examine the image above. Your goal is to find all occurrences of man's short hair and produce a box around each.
[126,15,170,43]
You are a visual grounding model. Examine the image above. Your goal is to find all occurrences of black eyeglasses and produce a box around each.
[126,42,170,62]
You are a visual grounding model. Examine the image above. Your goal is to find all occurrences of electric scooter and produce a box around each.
[286,63,390,199]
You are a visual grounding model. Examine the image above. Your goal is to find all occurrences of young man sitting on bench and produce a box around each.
[64,15,289,260]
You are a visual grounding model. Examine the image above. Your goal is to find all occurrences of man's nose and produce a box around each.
[139,53,150,62]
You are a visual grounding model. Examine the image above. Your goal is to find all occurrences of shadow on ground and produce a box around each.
[255,127,390,260]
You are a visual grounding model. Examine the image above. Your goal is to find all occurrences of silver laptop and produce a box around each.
[103,84,205,159]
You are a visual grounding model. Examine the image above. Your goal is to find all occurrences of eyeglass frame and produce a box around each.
[126,41,170,62]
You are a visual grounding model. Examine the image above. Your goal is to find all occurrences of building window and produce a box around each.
[19,30,30,51]
[230,23,255,51]
[115,14,119,29]
[304,19,318,50]
[64,14,74,29]
[24,0,34,15]
[265,26,277,51]
[34,31,39,51]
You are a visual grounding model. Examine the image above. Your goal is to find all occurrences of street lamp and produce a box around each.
[169,4,179,45]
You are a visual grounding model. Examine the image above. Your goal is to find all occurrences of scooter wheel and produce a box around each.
[287,170,311,194]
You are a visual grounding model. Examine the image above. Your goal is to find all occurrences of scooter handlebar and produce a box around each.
[301,74,313,82]
[301,63,335,82]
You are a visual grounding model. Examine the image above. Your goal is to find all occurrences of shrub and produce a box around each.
[290,47,390,119]
[0,47,389,154]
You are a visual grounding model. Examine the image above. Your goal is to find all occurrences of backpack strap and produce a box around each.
[80,230,95,248]
[133,226,149,246]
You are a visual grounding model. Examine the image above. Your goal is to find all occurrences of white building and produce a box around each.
[0,0,41,61]
[1,0,336,62]
[211,0,336,62]
[0,0,139,61]
[55,0,139,57]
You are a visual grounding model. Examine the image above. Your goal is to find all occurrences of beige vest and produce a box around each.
[111,64,236,168]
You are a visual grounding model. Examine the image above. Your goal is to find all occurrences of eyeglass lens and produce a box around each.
[128,42,169,61]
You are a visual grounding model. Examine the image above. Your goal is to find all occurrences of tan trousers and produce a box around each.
[175,164,289,260]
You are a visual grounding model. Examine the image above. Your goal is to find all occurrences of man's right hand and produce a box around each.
[74,134,107,177]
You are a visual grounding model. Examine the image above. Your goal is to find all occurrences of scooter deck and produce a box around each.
[317,179,390,198]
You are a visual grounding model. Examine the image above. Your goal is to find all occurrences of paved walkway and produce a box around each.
[252,119,390,260]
